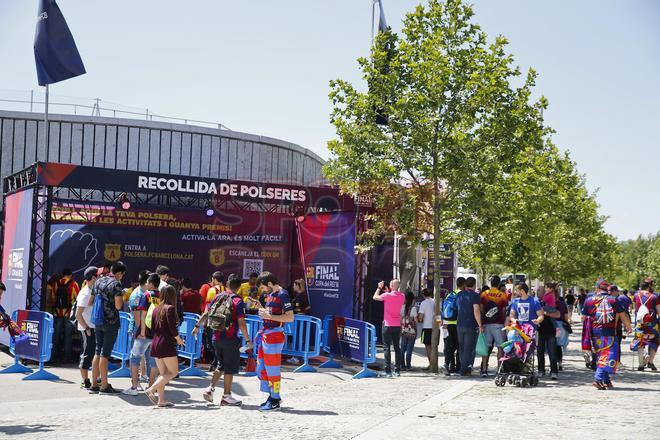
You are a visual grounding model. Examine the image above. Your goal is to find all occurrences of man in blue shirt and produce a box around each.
[456,277,483,376]
[509,283,545,327]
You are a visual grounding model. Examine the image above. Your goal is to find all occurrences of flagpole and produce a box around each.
[44,84,49,159]
[371,0,376,44]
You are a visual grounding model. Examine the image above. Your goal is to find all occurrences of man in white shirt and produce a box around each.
[416,288,435,369]
[75,266,98,389]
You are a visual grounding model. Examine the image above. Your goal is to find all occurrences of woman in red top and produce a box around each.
[145,285,183,407]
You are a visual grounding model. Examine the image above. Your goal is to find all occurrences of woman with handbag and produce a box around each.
[400,291,418,371]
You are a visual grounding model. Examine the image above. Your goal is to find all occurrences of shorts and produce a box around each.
[422,328,438,346]
[483,323,505,347]
[213,338,241,375]
[79,329,96,370]
[129,337,156,373]
[94,323,119,358]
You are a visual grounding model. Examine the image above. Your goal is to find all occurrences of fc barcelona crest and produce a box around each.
[104,244,122,262]
[305,266,315,287]
[209,248,225,267]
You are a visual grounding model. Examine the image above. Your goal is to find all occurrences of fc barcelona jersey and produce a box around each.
[263,289,293,330]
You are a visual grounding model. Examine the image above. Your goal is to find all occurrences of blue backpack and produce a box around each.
[91,292,106,326]
[442,292,458,321]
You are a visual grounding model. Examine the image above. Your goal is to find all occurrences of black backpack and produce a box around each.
[55,280,73,309]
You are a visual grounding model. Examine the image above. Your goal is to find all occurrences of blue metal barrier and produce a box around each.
[319,315,343,369]
[108,311,132,378]
[177,312,207,377]
[239,315,263,377]
[1,310,59,380]
[319,315,378,379]
[355,322,378,379]
[282,315,322,373]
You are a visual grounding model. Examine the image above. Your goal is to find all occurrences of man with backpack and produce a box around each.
[582,279,632,389]
[456,277,483,376]
[479,276,509,377]
[202,271,225,369]
[441,278,463,375]
[89,261,127,395]
[52,268,79,363]
[632,278,660,371]
[192,273,252,406]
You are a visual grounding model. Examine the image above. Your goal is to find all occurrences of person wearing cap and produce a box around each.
[75,266,99,389]
[581,279,632,389]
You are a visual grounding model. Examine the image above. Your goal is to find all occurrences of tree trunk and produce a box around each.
[430,181,442,374]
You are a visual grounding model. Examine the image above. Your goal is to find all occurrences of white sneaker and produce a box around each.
[139,375,148,383]
[121,387,139,396]
[285,357,300,365]
[202,387,214,403]
[221,394,242,406]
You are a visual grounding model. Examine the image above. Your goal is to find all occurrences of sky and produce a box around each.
[0,0,659,240]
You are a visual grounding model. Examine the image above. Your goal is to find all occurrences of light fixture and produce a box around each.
[204,202,215,217]
[119,193,131,210]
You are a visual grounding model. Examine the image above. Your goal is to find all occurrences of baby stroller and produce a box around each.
[494,322,539,387]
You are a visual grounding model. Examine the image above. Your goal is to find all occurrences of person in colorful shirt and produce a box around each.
[122,271,159,396]
[479,276,510,377]
[193,274,252,406]
[581,279,632,389]
[255,271,294,411]
[632,278,660,371]
[52,268,80,363]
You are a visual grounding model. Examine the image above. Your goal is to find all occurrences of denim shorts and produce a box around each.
[483,323,505,347]
[94,323,119,358]
[129,337,156,372]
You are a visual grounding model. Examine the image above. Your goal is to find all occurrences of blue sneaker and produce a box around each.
[259,399,281,412]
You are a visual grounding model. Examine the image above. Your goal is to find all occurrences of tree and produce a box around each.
[325,0,547,373]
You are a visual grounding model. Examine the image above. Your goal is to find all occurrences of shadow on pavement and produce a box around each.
[0,424,56,435]
[239,404,338,415]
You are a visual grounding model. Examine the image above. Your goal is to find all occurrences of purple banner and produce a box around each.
[0,189,34,346]
[299,213,356,319]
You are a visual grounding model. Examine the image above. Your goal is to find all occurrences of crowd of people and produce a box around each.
[41,261,308,410]
[373,275,659,389]
[4,261,657,404]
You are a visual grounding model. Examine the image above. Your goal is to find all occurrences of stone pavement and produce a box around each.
[0,327,657,439]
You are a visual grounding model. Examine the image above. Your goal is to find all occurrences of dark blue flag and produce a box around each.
[34,0,86,86]
[377,0,388,32]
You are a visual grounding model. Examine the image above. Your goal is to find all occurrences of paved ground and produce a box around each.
[0,318,657,439]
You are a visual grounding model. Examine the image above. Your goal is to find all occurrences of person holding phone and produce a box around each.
[373,279,405,377]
